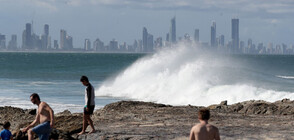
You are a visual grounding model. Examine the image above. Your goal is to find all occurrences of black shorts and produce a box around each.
[84,105,95,115]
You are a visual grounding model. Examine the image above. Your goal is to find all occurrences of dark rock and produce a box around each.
[27,109,36,115]
[220,100,228,106]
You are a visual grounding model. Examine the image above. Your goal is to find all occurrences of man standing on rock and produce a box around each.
[189,108,220,140]
[23,93,54,140]
[78,76,96,135]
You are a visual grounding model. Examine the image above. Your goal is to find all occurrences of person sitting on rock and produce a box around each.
[189,108,220,140]
[0,121,13,140]
[22,93,54,140]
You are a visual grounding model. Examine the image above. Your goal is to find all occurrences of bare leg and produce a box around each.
[78,113,88,135]
[86,115,96,134]
[28,129,34,140]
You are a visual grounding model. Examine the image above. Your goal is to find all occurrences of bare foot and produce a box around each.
[88,129,96,134]
[78,131,86,135]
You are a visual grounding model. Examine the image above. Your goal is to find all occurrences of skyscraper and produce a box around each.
[44,24,49,36]
[169,17,176,43]
[42,24,50,49]
[22,23,32,49]
[8,35,17,50]
[0,34,6,49]
[147,34,154,52]
[93,38,104,51]
[60,29,67,50]
[194,29,199,42]
[84,39,91,51]
[142,27,148,52]
[232,18,239,53]
[211,21,216,47]
[220,35,225,46]
[54,40,58,49]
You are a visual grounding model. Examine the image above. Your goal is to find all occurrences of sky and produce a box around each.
[0,0,294,48]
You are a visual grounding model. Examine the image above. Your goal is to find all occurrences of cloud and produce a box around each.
[83,0,294,18]
[2,0,294,19]
[31,0,58,12]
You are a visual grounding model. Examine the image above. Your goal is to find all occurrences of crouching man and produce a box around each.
[23,93,54,140]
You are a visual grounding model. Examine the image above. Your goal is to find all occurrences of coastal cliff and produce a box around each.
[1,99,294,139]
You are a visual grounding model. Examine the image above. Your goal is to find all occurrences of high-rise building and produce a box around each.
[60,29,66,50]
[44,24,49,36]
[54,40,58,49]
[166,33,169,42]
[109,39,118,52]
[142,27,148,52]
[133,40,139,52]
[232,18,239,53]
[211,21,216,47]
[169,17,176,43]
[0,34,6,49]
[147,34,154,52]
[155,37,163,49]
[220,35,225,46]
[194,29,199,42]
[93,38,104,51]
[84,39,91,51]
[42,24,50,49]
[66,36,73,50]
[8,35,17,50]
[22,23,32,49]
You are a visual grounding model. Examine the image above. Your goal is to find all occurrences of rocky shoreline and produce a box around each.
[1,99,294,140]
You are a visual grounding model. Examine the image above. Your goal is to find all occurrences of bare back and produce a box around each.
[190,123,220,140]
[37,102,52,123]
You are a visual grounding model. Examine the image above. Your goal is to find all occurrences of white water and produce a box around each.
[96,44,294,106]
[276,75,294,80]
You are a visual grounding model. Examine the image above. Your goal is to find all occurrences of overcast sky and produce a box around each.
[0,0,293,48]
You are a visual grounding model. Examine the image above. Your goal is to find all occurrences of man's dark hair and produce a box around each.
[198,108,210,120]
[80,75,89,82]
[30,93,40,101]
[3,121,10,129]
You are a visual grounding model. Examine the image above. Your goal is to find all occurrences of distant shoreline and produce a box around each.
[0,50,151,54]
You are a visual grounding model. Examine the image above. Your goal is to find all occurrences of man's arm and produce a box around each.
[46,104,54,128]
[22,113,40,132]
[189,127,196,140]
[86,85,92,108]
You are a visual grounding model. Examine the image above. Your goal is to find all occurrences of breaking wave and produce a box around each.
[96,43,294,106]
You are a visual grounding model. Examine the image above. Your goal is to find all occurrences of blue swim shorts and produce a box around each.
[32,121,51,140]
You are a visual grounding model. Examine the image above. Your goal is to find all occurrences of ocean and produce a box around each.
[1,45,294,113]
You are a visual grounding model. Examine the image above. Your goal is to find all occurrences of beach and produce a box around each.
[1,99,294,140]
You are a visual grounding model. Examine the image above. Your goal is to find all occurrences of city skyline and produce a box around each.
[0,16,294,55]
[0,0,293,48]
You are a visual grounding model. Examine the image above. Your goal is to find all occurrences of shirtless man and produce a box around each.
[189,108,220,140]
[23,93,54,140]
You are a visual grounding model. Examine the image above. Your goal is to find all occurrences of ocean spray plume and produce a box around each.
[96,43,294,106]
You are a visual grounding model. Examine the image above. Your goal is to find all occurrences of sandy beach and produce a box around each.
[1,99,294,140]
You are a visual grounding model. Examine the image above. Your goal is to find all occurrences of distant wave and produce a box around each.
[276,75,294,80]
[96,44,294,106]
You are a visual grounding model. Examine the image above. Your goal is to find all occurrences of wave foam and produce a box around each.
[276,75,294,80]
[96,44,294,106]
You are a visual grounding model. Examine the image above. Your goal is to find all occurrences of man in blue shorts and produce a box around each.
[22,93,54,140]
[78,76,96,135]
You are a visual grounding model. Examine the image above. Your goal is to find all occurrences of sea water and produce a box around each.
[1,45,294,113]
[0,52,143,112]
